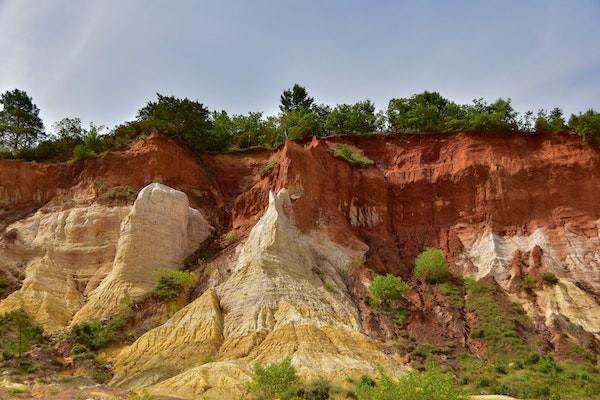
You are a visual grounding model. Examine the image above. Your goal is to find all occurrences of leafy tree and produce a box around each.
[53,117,85,140]
[230,112,282,149]
[464,98,519,132]
[209,110,234,150]
[279,84,314,113]
[72,123,107,160]
[136,93,215,151]
[535,107,566,133]
[311,103,331,137]
[387,91,465,133]
[281,109,318,140]
[414,247,449,284]
[325,100,382,134]
[369,274,409,305]
[247,358,300,400]
[568,109,600,143]
[0,89,45,151]
[519,110,535,133]
[0,310,43,358]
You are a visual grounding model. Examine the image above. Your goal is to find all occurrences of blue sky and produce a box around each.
[1,0,599,129]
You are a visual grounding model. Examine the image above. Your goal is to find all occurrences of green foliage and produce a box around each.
[325,100,383,135]
[464,98,519,132]
[464,278,529,362]
[69,321,109,351]
[280,84,314,113]
[369,274,409,304]
[281,108,319,140]
[569,109,600,143]
[438,281,464,307]
[135,93,217,151]
[0,89,45,151]
[224,230,238,245]
[152,269,196,300]
[260,160,279,177]
[414,247,449,284]
[535,108,567,133]
[519,275,537,291]
[128,389,156,400]
[69,296,131,352]
[333,144,374,167]
[247,358,300,400]
[387,91,466,133]
[355,368,467,400]
[542,272,559,285]
[0,310,43,359]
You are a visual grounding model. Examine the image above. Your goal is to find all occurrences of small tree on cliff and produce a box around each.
[0,89,45,151]
[279,84,314,113]
[414,247,449,284]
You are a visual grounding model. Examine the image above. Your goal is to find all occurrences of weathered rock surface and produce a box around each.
[112,190,402,399]
[0,182,212,330]
[0,205,130,331]
[73,183,213,323]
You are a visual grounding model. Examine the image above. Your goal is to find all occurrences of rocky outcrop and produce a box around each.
[73,183,213,323]
[0,205,130,331]
[112,190,403,399]
[0,183,212,330]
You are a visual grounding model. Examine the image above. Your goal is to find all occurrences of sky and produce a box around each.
[1,0,599,130]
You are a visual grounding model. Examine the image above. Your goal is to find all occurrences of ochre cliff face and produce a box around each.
[1,132,599,398]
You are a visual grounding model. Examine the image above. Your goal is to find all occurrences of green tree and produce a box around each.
[0,89,45,151]
[325,100,382,135]
[136,93,215,151]
[568,109,600,143]
[414,247,449,284]
[369,274,409,305]
[280,109,318,140]
[464,98,519,132]
[53,117,85,140]
[247,358,300,400]
[387,91,465,133]
[548,107,566,131]
[279,84,314,113]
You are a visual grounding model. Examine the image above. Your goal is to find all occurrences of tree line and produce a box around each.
[1,85,599,160]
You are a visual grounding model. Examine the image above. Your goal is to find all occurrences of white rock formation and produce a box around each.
[112,189,403,399]
[72,183,213,323]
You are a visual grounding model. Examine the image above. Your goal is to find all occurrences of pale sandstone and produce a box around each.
[0,205,130,331]
[114,189,403,399]
[72,183,213,324]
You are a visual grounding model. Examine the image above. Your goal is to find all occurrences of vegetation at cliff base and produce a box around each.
[0,310,43,359]
[2,85,600,162]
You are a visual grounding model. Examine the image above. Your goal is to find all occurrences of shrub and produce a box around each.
[292,379,331,400]
[414,247,449,284]
[260,160,279,177]
[247,358,300,400]
[69,321,110,351]
[333,144,374,167]
[0,310,43,358]
[324,282,336,292]
[0,277,9,297]
[152,269,196,300]
[569,109,600,143]
[519,276,537,291]
[542,272,559,285]
[369,274,409,304]
[223,230,238,245]
[355,368,467,400]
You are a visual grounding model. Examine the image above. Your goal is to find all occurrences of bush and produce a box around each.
[69,321,110,351]
[223,230,238,245]
[369,274,409,304]
[0,310,43,358]
[333,144,374,167]
[355,368,467,400]
[569,109,600,143]
[152,269,196,300]
[543,272,559,285]
[247,358,300,400]
[414,247,449,284]
[519,276,537,291]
